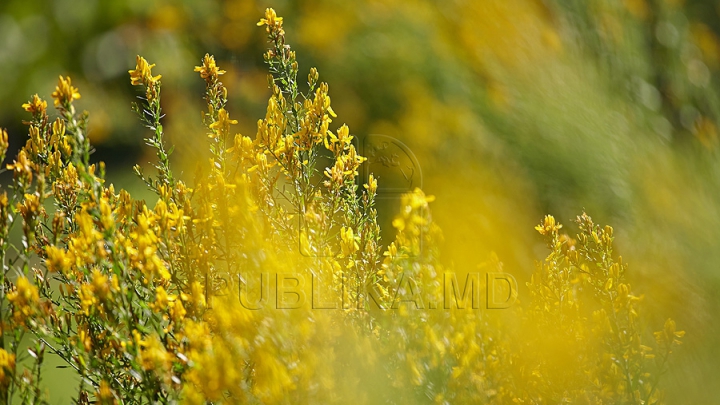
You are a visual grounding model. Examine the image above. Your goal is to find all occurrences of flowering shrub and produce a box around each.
[0,8,683,404]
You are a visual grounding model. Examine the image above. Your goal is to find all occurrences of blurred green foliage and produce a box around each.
[2,0,720,403]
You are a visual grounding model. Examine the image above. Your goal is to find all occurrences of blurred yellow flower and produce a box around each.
[78,283,97,316]
[0,348,15,385]
[45,245,71,273]
[7,276,39,323]
[340,226,359,256]
[96,380,114,404]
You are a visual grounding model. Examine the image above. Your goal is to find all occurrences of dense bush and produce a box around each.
[0,9,683,404]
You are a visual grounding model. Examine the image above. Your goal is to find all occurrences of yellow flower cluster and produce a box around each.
[0,8,684,405]
[21,94,47,116]
[129,55,162,101]
[7,276,39,324]
[128,55,162,86]
[534,213,562,235]
[520,213,685,403]
[51,75,81,107]
[257,8,284,32]
[194,53,226,83]
[0,348,15,387]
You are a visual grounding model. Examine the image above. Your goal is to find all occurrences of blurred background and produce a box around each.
[1,0,719,402]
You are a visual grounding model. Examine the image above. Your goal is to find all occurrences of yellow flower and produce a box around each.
[78,326,92,351]
[0,192,8,217]
[51,117,66,139]
[324,124,354,154]
[535,214,562,236]
[136,334,170,372]
[99,198,115,232]
[0,348,16,385]
[7,150,34,180]
[170,299,186,323]
[153,285,173,311]
[257,8,283,28]
[128,55,162,86]
[340,227,359,256]
[91,268,112,299]
[51,76,81,107]
[22,94,48,115]
[655,318,686,347]
[0,128,7,157]
[181,281,206,309]
[209,108,237,138]
[45,245,71,273]
[364,174,378,194]
[78,283,97,316]
[96,380,115,404]
[194,54,226,82]
[7,276,39,323]
[230,134,255,161]
[308,67,319,85]
[405,188,435,209]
